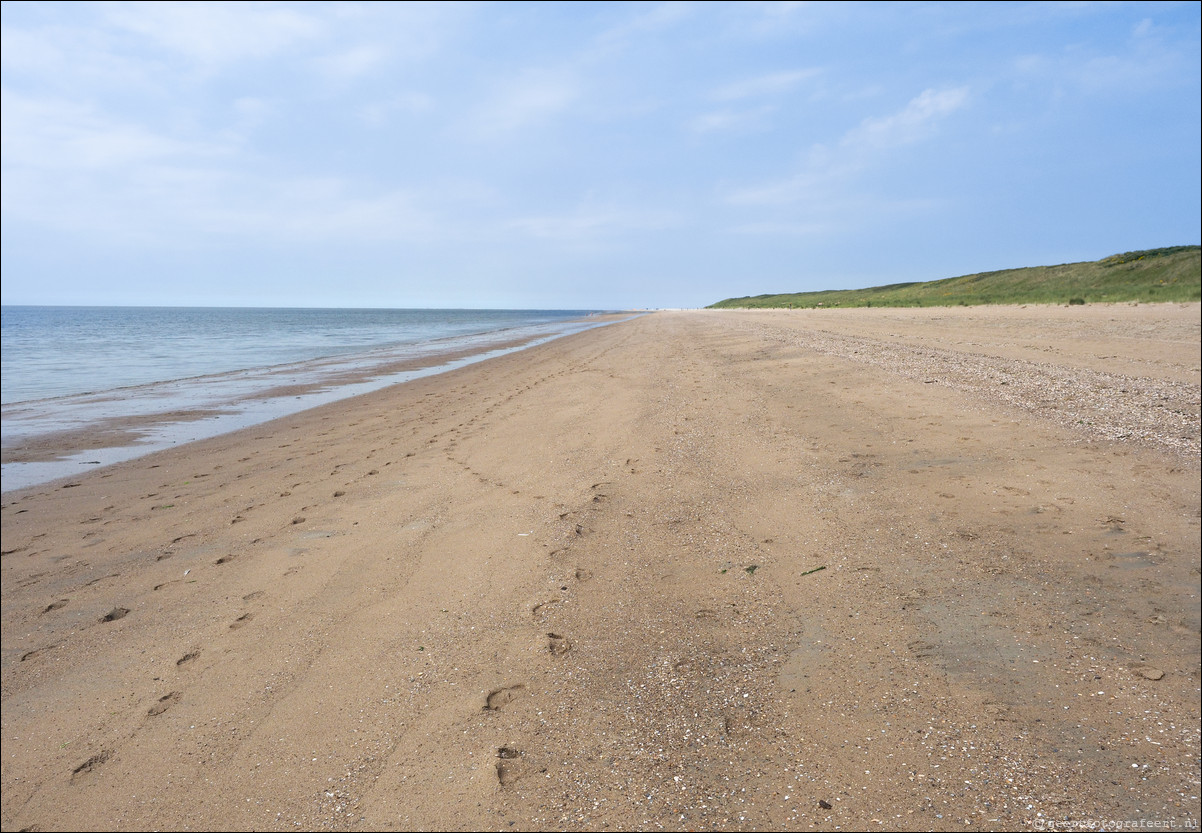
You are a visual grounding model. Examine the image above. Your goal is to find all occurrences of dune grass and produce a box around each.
[707,246,1201,309]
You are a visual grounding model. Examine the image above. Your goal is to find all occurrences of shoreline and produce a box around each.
[1,313,638,493]
[2,306,1198,830]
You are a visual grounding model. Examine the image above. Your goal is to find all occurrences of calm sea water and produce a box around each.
[1,306,598,404]
[1,306,615,491]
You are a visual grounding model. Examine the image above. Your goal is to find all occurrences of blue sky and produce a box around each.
[2,1,1199,309]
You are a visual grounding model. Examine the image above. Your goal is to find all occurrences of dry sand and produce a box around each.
[2,304,1199,831]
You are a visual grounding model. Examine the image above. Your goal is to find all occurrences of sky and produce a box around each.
[1,1,1199,310]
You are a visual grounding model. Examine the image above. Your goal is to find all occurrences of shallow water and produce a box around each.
[1,306,600,403]
[1,307,621,492]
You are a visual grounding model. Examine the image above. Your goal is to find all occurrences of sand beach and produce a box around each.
[2,305,1199,831]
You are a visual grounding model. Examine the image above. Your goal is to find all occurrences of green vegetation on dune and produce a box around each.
[707,246,1201,309]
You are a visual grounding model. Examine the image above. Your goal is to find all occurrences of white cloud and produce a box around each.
[1,25,69,75]
[1011,18,1194,99]
[103,1,321,67]
[1,20,166,95]
[722,190,943,240]
[1,89,227,171]
[596,1,693,48]
[843,87,969,150]
[727,219,834,236]
[472,70,579,135]
[692,69,820,135]
[0,88,445,246]
[226,96,275,137]
[3,154,443,247]
[359,92,434,126]
[724,0,817,39]
[506,203,678,244]
[202,176,439,242]
[725,169,821,207]
[689,105,776,134]
[0,4,481,248]
[723,87,969,213]
[313,44,388,80]
[711,68,820,101]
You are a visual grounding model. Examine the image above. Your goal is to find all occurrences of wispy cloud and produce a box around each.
[1014,25,1197,99]
[97,188,427,250]
[726,86,970,206]
[727,219,835,237]
[727,193,942,235]
[506,202,678,245]
[596,1,693,49]
[1,1,1196,308]
[723,0,818,39]
[103,2,321,68]
[3,156,444,247]
[691,68,820,135]
[1,3,479,247]
[0,19,166,95]
[689,105,776,134]
[711,68,820,101]
[313,44,389,81]
[0,89,228,171]
[842,86,969,150]
[205,176,440,243]
[471,69,579,135]
[0,86,446,246]
[359,92,434,126]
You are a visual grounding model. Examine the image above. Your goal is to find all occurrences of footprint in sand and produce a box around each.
[20,642,62,662]
[908,639,937,659]
[230,613,254,630]
[42,599,68,614]
[72,751,111,780]
[495,748,525,786]
[147,691,181,716]
[484,684,526,711]
[176,650,200,666]
[547,633,572,655]
[100,607,129,622]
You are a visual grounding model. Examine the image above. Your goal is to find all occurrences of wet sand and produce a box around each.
[2,305,1199,831]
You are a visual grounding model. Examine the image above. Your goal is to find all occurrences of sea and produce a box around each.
[1,306,621,492]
